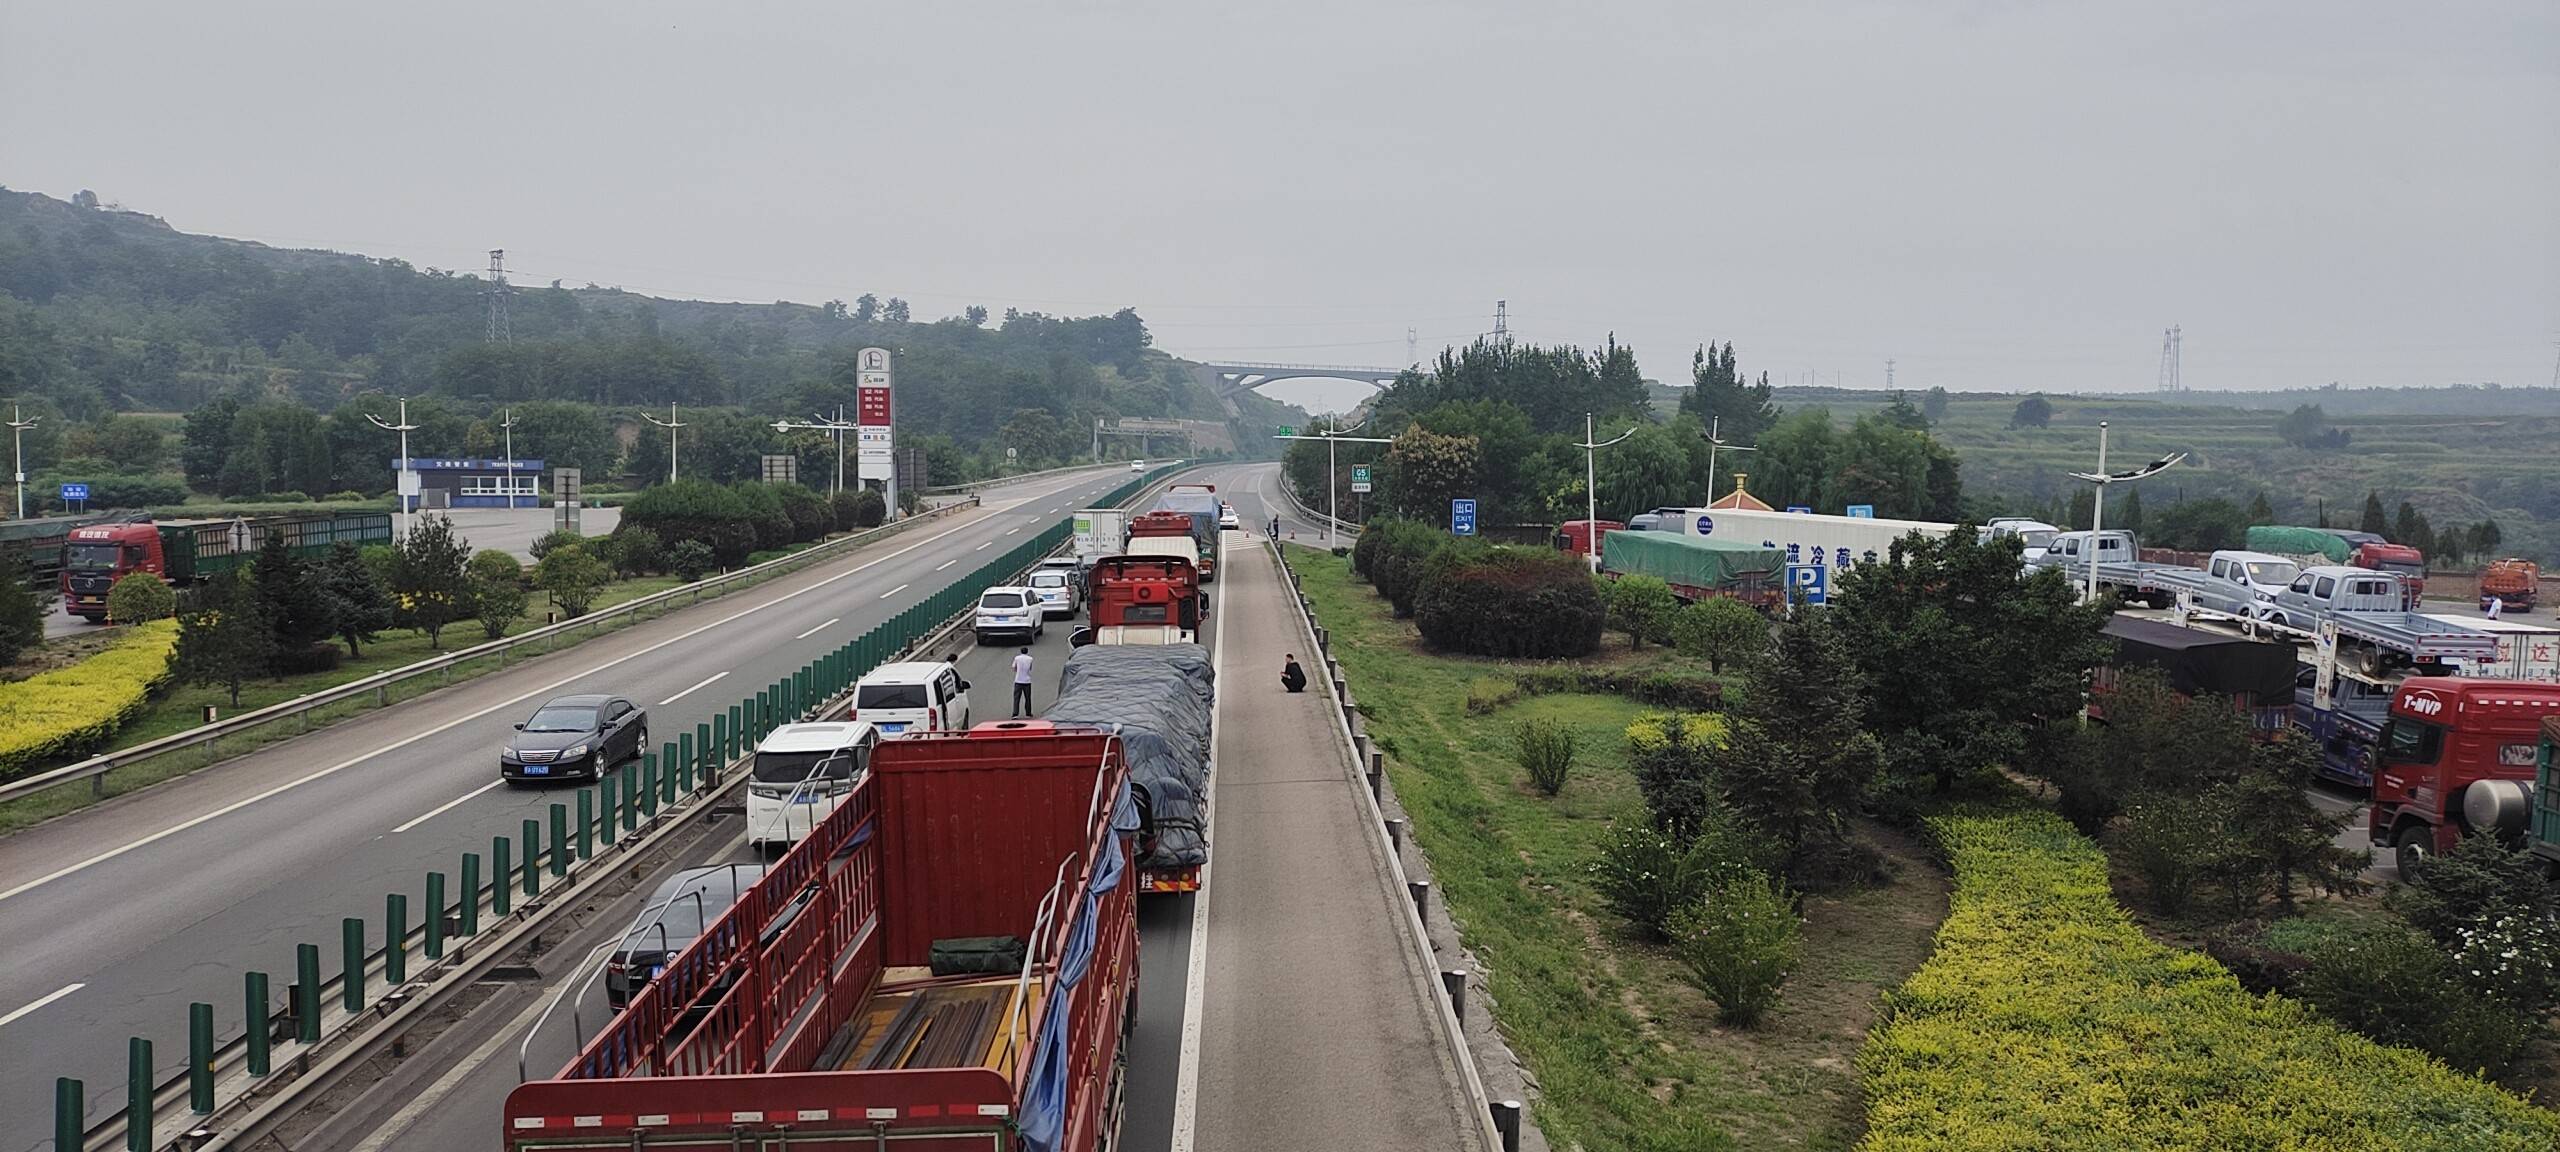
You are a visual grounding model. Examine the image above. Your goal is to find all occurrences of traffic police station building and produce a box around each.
[392,457,543,508]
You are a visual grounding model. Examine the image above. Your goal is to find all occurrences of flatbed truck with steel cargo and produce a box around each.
[505,724,1139,1152]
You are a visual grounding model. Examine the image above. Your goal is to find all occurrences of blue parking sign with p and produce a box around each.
[1787,563,1828,606]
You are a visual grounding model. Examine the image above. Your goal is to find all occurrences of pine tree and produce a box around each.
[176,570,273,707]
[2361,491,2388,536]
[253,532,335,667]
[1679,341,1777,443]
[1713,607,1882,873]
[2394,502,2423,548]
[317,541,392,657]
[2246,491,2274,525]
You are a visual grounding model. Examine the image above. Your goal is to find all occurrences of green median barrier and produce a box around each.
[128,1036,152,1145]
[521,819,541,897]
[723,707,739,758]
[386,893,409,983]
[598,777,616,846]
[459,854,482,935]
[342,918,366,1011]
[549,804,569,874]
[296,944,321,1042]
[639,755,659,818]
[245,971,271,1075]
[694,724,712,786]
[190,1001,214,1114]
[490,837,512,917]
[425,873,447,959]
[575,789,594,859]
[677,735,694,789]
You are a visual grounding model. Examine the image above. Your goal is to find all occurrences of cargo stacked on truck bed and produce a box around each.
[2095,615,2297,732]
[1145,486,1222,581]
[1043,643,1214,894]
[504,726,1139,1152]
[1597,529,1784,610]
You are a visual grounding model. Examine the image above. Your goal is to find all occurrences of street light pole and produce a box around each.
[498,408,520,511]
[1575,413,1637,572]
[641,404,687,484]
[1323,417,1368,543]
[1703,416,1757,507]
[5,404,37,521]
[770,411,855,493]
[366,399,420,542]
[2067,420,2186,606]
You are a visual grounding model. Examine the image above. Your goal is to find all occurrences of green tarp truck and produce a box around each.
[1598,529,1786,610]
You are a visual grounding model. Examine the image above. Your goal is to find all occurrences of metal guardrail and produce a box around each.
[1278,475,1361,540]
[920,459,1174,496]
[64,465,1202,1152]
[0,501,980,810]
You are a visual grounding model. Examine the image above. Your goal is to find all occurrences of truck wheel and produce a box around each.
[2393,824,2433,880]
[2357,644,2392,679]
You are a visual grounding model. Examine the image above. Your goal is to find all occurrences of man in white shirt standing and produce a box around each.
[1011,647,1035,717]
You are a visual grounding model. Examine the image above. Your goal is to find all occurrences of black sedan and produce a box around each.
[501,693,646,781]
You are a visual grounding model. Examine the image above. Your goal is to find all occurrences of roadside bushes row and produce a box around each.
[0,620,180,781]
[1857,809,2560,1151]
[618,479,883,567]
[1349,519,1602,657]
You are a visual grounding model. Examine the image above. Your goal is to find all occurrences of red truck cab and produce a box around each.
[2367,677,2560,877]
[1083,556,1203,646]
[1555,519,1623,563]
[59,522,167,621]
[506,725,1139,1152]
[2350,542,2427,607]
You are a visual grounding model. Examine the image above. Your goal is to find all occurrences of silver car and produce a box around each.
[1026,569,1081,619]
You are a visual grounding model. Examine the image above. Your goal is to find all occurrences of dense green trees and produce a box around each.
[1748,409,1962,519]
[1678,342,1776,443]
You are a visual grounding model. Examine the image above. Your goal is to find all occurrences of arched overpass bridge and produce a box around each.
[1196,361,1404,400]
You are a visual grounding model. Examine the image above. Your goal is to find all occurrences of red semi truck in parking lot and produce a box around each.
[504,725,1139,1152]
[2365,677,2560,877]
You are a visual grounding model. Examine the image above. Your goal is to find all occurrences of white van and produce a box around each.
[746,721,879,848]
[850,661,971,736]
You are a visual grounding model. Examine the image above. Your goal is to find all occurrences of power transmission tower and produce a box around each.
[485,249,512,343]
[2157,325,2182,392]
[1492,300,1508,344]
[1885,359,1896,390]
[1406,326,1418,368]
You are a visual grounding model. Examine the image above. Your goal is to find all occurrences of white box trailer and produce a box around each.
[1665,506,1958,573]
[1073,508,1129,558]
[2419,615,2560,683]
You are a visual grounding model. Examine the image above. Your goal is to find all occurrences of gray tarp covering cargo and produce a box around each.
[1047,644,1214,869]
[1148,492,1221,556]
[2245,525,2353,564]
[1599,529,1786,589]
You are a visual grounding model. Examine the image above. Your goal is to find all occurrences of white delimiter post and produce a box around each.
[1327,429,1339,544]
[1584,413,1599,572]
[2087,420,2108,605]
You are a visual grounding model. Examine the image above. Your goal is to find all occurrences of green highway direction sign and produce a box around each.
[1277,425,1295,436]
[1351,465,1372,493]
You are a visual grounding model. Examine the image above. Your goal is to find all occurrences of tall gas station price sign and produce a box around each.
[855,346,898,513]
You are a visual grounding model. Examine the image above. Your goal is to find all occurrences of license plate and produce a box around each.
[880,723,907,733]
[794,793,824,804]
[522,764,549,776]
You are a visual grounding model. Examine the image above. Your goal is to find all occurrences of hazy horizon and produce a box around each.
[5,1,2552,415]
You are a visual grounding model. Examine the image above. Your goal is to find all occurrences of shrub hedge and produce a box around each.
[1858,809,2560,1151]
[1413,546,1602,657]
[619,480,760,565]
[0,620,180,781]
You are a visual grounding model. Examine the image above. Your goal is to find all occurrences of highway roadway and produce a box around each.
[289,461,1481,1151]
[0,466,1142,1150]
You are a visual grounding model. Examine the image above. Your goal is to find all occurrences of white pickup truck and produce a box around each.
[2141,550,2305,620]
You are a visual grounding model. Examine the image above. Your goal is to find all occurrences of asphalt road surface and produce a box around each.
[0,466,1135,1150]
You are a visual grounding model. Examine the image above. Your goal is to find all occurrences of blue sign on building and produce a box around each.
[1787,563,1829,606]
[1845,504,1875,518]
[1694,514,1715,536]
[1786,505,1812,515]
[59,482,89,502]
[1451,498,1478,536]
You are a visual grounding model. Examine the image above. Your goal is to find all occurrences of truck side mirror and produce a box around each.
[1179,600,1200,631]
[1071,628,1095,648]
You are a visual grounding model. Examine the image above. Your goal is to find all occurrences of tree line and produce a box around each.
[1286,337,1965,527]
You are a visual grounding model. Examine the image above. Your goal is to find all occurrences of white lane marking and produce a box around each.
[1169,530,1229,1152]
[975,541,992,551]
[793,618,839,641]
[660,671,730,704]
[0,982,83,1029]
[1005,526,1021,536]
[935,560,955,571]
[878,584,909,600]
[392,779,507,834]
[0,509,1014,907]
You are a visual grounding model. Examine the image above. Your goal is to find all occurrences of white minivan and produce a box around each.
[746,721,879,849]
[850,661,971,736]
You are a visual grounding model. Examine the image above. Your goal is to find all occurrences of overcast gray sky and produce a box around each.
[5,1,2553,413]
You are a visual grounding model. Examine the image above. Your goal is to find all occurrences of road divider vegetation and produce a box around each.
[0,620,179,780]
[1857,809,2560,1151]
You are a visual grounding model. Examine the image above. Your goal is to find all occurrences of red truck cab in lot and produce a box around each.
[2367,677,2560,877]
[1555,519,1623,563]
[505,725,1139,1152]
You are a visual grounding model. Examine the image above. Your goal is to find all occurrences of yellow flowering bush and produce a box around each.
[1623,711,1724,754]
[0,620,180,781]
[1858,809,2560,1150]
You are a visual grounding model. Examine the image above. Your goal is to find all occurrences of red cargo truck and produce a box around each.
[1085,555,1204,646]
[505,725,1139,1152]
[1554,519,1623,564]
[2366,677,2560,877]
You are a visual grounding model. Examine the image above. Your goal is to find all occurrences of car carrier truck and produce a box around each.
[504,724,1140,1152]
